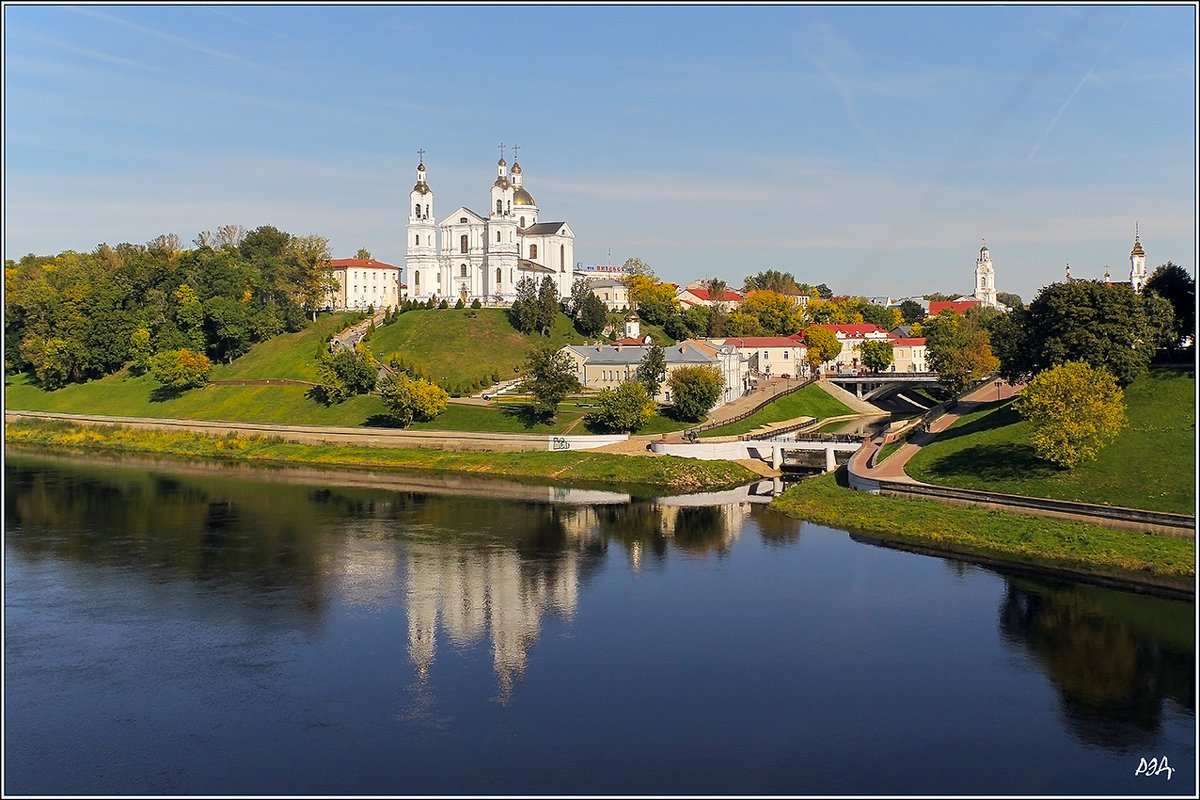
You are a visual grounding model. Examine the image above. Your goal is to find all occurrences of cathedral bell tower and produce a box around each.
[406,154,437,300]
[1129,224,1147,294]
[486,146,519,296]
[974,245,997,307]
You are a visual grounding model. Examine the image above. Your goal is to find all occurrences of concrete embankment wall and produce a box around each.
[4,410,628,454]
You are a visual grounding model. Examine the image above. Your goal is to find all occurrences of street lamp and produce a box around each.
[995,380,1002,400]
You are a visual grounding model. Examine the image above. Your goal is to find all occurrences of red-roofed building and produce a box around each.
[712,336,807,377]
[325,258,404,311]
[928,299,980,316]
[890,337,928,373]
[791,324,893,370]
[675,286,745,310]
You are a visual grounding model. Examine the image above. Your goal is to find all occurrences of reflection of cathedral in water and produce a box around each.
[401,497,761,698]
[405,541,580,699]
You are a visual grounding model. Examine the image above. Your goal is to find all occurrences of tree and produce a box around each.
[635,282,679,326]
[637,344,667,399]
[998,280,1155,387]
[1143,262,1194,357]
[378,372,448,427]
[996,291,1023,309]
[705,277,729,313]
[738,290,804,335]
[315,344,377,403]
[129,327,153,375]
[859,303,898,331]
[802,325,841,370]
[150,348,212,391]
[585,380,657,433]
[522,346,581,416]
[898,299,926,325]
[1013,361,1127,468]
[510,276,539,334]
[355,247,373,260]
[742,269,801,295]
[667,365,724,422]
[859,339,894,373]
[289,234,336,320]
[923,309,998,396]
[575,292,608,337]
[535,275,560,336]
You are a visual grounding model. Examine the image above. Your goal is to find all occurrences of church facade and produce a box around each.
[405,151,577,305]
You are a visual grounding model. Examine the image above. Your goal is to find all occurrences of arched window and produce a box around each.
[460,234,468,254]
[414,204,420,217]
[560,244,565,267]
[414,272,420,288]
[460,264,467,277]
[496,230,500,243]
[496,200,503,214]
[529,244,538,259]
[424,204,430,218]
[519,216,525,228]
[496,268,502,285]
[414,234,419,246]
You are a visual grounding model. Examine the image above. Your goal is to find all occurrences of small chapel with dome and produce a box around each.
[405,147,577,306]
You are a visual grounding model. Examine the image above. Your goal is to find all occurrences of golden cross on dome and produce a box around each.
[417,148,425,164]
[498,142,506,160]
[512,144,520,162]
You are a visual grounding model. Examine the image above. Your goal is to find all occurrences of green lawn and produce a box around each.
[772,470,1193,591]
[699,383,855,438]
[366,307,588,394]
[903,367,1195,515]
[212,311,364,382]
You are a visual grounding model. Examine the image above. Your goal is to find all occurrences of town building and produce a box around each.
[405,150,578,306]
[708,336,807,378]
[588,277,632,311]
[325,257,403,311]
[801,323,894,370]
[675,285,745,311]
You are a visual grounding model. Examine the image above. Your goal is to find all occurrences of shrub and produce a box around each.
[150,348,212,391]
[378,373,449,426]
[1013,360,1127,468]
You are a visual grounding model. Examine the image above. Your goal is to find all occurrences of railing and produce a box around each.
[683,373,820,439]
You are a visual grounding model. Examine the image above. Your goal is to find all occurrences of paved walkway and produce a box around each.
[857,378,1020,482]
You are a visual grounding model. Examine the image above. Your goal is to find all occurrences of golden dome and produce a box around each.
[511,162,522,175]
[412,182,430,194]
[513,186,536,206]
[1131,236,1145,257]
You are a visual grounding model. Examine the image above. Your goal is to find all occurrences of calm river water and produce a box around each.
[4,451,1195,796]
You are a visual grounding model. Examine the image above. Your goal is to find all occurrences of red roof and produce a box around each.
[610,337,650,347]
[891,338,926,346]
[328,258,401,269]
[928,300,979,316]
[683,287,744,302]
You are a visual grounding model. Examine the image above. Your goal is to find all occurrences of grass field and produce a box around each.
[903,367,1195,515]
[771,470,1194,592]
[366,307,587,394]
[699,383,855,437]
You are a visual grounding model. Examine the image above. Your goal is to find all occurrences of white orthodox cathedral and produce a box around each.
[406,149,577,305]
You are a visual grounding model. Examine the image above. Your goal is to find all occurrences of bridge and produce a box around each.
[824,371,947,401]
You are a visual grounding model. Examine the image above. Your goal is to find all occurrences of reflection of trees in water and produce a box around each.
[6,457,333,620]
[750,505,804,549]
[999,579,1195,753]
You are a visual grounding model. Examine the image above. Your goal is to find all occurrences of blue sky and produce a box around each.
[4,3,1196,303]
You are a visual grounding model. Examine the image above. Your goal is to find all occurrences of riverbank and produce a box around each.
[3,418,759,495]
[770,470,1195,598]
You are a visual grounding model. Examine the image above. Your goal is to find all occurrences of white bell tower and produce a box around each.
[974,244,997,307]
[1129,224,1147,294]
[406,152,437,300]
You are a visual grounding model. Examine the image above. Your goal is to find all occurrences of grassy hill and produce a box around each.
[366,307,587,394]
[902,367,1195,515]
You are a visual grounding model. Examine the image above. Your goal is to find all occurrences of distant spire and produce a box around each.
[498,142,506,162]
[417,147,425,166]
[512,144,520,163]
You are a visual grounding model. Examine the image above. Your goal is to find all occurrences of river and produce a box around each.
[4,451,1195,796]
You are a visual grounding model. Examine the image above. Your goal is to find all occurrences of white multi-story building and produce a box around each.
[325,257,403,311]
[974,246,997,307]
[405,151,578,305]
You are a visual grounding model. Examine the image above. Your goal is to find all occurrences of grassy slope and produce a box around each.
[903,367,1195,515]
[366,307,586,393]
[771,470,1193,590]
[699,383,855,438]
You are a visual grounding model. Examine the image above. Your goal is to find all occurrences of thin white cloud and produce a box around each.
[20,32,167,74]
[66,6,284,74]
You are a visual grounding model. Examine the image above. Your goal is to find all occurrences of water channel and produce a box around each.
[4,451,1195,796]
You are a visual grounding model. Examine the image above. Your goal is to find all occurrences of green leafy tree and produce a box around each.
[575,292,608,337]
[315,344,377,403]
[1013,361,1127,468]
[859,303,899,331]
[586,380,657,433]
[996,291,1023,309]
[898,299,926,324]
[535,275,560,336]
[742,269,801,294]
[378,372,449,427]
[923,309,998,396]
[998,280,1155,387]
[738,290,804,334]
[522,346,581,417]
[802,325,841,370]
[129,327,153,375]
[202,295,251,363]
[289,234,336,321]
[637,344,667,399]
[510,276,539,334]
[1143,262,1194,357]
[150,348,212,391]
[635,282,680,326]
[355,247,372,260]
[858,339,894,372]
[667,364,724,422]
